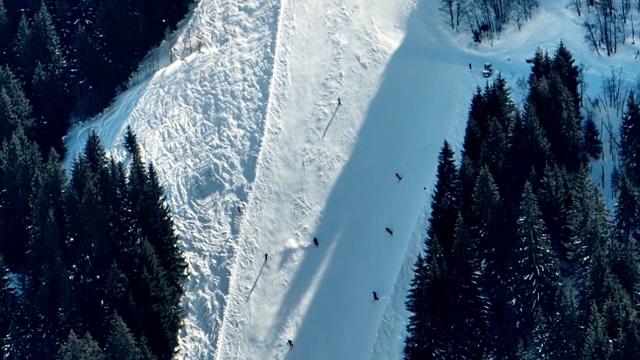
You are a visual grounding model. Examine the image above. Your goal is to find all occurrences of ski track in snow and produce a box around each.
[63,0,640,358]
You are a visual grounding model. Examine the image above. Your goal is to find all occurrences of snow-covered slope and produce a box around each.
[64,0,640,358]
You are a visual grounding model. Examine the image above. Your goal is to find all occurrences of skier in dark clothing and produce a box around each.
[265,253,268,262]
[338,98,341,105]
[313,237,319,247]
[288,339,294,348]
[385,227,393,236]
[373,291,379,301]
[395,173,402,181]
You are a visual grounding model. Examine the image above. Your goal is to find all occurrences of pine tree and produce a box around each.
[26,3,70,152]
[449,214,487,358]
[538,164,572,272]
[613,169,638,246]
[462,89,486,163]
[528,48,552,85]
[130,239,181,359]
[506,103,550,194]
[57,330,105,360]
[620,91,640,186]
[583,116,602,160]
[143,163,188,293]
[581,302,612,360]
[0,66,34,140]
[427,140,460,265]
[513,181,561,334]
[539,290,579,359]
[568,166,610,278]
[0,126,42,268]
[471,166,517,355]
[0,0,10,53]
[404,238,452,359]
[552,41,581,111]
[13,14,32,79]
[601,275,636,356]
[528,45,585,170]
[105,313,141,360]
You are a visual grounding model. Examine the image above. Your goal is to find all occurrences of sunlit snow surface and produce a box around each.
[65,0,639,358]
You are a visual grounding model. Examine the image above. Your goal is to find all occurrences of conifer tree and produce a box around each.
[0,66,34,140]
[581,302,612,359]
[583,116,602,160]
[568,166,610,277]
[449,214,486,358]
[513,181,560,333]
[0,0,10,53]
[404,238,452,359]
[427,140,460,264]
[12,14,32,79]
[105,313,141,360]
[57,330,105,360]
[143,163,188,293]
[538,164,572,270]
[130,239,181,359]
[506,103,550,194]
[620,91,640,186]
[0,126,42,268]
[471,166,517,355]
[552,41,581,111]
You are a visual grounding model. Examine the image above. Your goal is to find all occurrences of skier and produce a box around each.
[395,173,403,181]
[469,63,472,70]
[288,339,294,348]
[265,253,268,262]
[373,291,379,301]
[313,237,319,247]
[237,206,242,213]
[385,227,393,236]
[338,98,341,105]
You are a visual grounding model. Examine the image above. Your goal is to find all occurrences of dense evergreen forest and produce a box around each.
[0,128,188,359]
[0,0,192,358]
[404,43,640,359]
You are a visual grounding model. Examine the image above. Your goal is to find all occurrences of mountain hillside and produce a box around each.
[64,0,640,358]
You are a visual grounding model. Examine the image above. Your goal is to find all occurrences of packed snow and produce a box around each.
[64,0,640,358]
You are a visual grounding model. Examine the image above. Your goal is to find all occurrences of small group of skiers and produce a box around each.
[272,165,409,348]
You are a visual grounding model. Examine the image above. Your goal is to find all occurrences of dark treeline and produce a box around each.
[0,128,187,359]
[0,0,193,357]
[440,0,538,43]
[0,0,192,155]
[405,43,640,358]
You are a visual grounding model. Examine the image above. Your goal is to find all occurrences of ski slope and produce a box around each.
[64,0,640,358]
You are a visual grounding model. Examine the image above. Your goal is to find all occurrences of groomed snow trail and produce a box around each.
[215,0,468,358]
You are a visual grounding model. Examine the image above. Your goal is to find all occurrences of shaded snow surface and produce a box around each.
[64,0,640,358]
